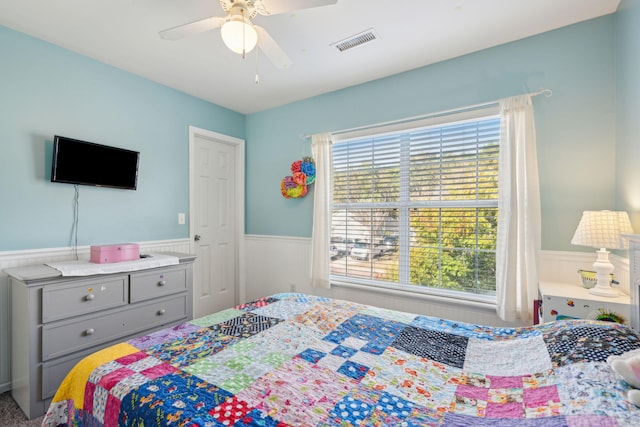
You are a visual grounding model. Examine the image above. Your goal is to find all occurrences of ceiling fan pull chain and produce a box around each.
[255,44,260,84]
[241,8,246,59]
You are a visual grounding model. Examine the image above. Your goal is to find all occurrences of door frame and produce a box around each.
[188,125,246,305]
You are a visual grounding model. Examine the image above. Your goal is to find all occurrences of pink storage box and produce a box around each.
[90,243,140,264]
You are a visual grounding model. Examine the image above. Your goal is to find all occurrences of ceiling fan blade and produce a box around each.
[159,16,226,41]
[254,25,292,69]
[256,0,337,15]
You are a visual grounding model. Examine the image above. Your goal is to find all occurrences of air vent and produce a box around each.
[331,28,379,52]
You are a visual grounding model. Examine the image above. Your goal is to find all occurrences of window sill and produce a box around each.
[330,278,497,312]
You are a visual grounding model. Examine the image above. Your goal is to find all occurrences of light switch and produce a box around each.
[178,213,186,224]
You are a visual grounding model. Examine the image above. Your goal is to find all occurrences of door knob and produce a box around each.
[194,234,201,241]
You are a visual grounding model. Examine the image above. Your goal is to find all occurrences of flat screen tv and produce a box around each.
[51,136,139,190]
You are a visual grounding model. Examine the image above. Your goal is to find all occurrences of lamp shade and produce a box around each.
[221,19,258,54]
[571,210,633,250]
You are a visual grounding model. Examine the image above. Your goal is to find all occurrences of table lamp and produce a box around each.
[571,210,633,297]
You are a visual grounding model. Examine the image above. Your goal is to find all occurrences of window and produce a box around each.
[330,110,500,300]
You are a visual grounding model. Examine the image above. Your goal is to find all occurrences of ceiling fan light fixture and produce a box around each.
[221,15,258,54]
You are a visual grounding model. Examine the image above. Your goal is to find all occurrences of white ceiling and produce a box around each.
[0,0,620,114]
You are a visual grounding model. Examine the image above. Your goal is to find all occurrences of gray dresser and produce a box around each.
[5,252,195,419]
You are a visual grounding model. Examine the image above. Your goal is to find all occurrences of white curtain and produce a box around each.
[496,95,541,322]
[310,133,333,289]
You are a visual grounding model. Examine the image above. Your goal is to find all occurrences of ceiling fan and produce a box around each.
[159,0,337,69]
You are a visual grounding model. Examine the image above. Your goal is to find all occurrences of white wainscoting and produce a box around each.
[0,239,190,394]
[539,249,630,294]
[1,236,630,394]
[245,235,630,329]
[245,234,511,326]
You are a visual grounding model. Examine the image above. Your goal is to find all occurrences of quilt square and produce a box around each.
[189,308,245,328]
[233,408,289,427]
[403,405,443,426]
[296,339,374,382]
[186,320,321,394]
[211,312,284,339]
[119,371,232,426]
[146,326,237,367]
[411,316,542,342]
[485,399,523,418]
[115,351,148,365]
[565,415,622,426]
[523,385,559,409]
[220,372,255,394]
[251,299,315,321]
[327,395,373,425]
[127,322,201,349]
[109,373,149,400]
[241,318,325,360]
[391,325,468,368]
[372,392,415,419]
[140,362,177,380]
[337,360,369,381]
[556,362,639,423]
[359,347,459,410]
[463,335,552,375]
[298,348,326,364]
[98,368,135,391]
[452,393,487,417]
[325,392,416,427]
[324,314,406,355]
[451,373,562,420]
[209,396,253,425]
[237,358,358,426]
[441,413,570,426]
[342,337,369,350]
[236,296,281,311]
[363,306,418,325]
[456,384,489,401]
[281,293,332,304]
[185,353,273,395]
[332,345,359,359]
[103,393,121,427]
[543,324,640,367]
[295,302,361,334]
[317,353,350,371]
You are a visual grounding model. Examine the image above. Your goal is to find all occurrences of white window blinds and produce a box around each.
[330,113,500,299]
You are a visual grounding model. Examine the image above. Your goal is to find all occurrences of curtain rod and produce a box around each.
[301,88,552,141]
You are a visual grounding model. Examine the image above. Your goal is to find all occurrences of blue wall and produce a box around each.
[616,0,640,225]
[2,9,636,254]
[0,26,245,251]
[245,16,619,252]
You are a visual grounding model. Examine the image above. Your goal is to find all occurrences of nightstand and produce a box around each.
[538,281,631,324]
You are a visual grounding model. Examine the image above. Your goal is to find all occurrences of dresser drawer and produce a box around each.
[42,294,189,360]
[42,352,86,400]
[130,265,187,302]
[41,314,188,401]
[42,275,128,322]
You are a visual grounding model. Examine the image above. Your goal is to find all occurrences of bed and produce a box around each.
[42,293,640,426]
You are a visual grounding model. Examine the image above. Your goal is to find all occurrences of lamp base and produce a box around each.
[589,285,619,297]
[588,248,618,298]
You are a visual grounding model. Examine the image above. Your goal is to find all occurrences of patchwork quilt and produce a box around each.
[43,293,640,426]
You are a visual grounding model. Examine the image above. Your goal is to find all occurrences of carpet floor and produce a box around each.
[0,392,44,426]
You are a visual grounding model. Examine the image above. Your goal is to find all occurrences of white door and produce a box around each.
[189,127,245,318]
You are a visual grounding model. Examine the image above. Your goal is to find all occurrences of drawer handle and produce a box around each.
[85,293,95,301]
[158,280,166,287]
[157,309,166,315]
[84,328,95,336]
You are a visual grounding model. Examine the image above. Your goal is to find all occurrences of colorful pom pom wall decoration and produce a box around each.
[281,156,316,199]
